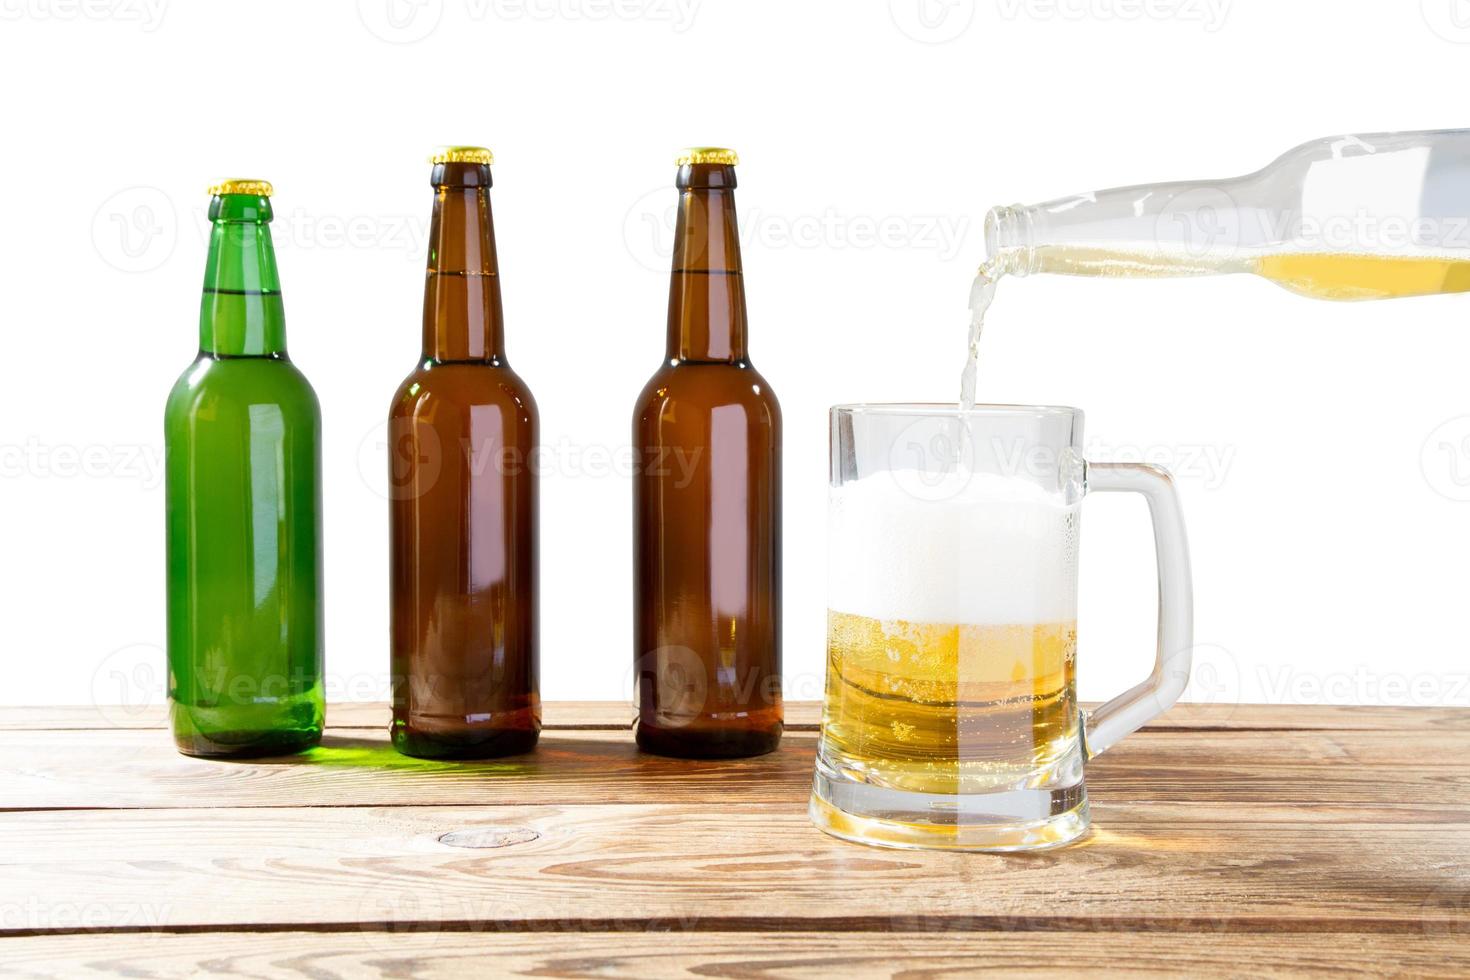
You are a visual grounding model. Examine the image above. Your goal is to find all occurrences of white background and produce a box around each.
[4,0,1470,713]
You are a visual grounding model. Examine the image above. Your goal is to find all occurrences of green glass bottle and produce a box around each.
[164,179,324,758]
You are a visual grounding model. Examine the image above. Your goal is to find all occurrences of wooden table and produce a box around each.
[2,702,1467,977]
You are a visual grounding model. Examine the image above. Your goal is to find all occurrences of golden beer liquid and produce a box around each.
[822,610,1078,795]
[1016,245,1470,300]
[1250,253,1470,300]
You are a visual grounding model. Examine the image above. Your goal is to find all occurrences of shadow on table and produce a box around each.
[231,732,815,781]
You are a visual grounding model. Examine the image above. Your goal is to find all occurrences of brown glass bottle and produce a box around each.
[389,147,539,758]
[633,148,782,758]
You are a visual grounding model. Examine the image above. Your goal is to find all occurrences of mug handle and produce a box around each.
[1082,462,1194,758]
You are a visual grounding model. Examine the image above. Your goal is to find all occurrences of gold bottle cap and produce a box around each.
[676,147,739,166]
[208,179,273,198]
[430,146,494,165]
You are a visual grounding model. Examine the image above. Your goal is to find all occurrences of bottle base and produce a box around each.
[170,693,324,759]
[391,723,540,760]
[635,723,782,759]
[173,728,322,759]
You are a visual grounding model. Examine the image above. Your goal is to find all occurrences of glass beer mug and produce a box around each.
[811,404,1193,850]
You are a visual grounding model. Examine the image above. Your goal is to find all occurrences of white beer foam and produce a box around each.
[828,470,1079,625]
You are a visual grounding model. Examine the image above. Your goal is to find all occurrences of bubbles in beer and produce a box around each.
[825,471,1081,795]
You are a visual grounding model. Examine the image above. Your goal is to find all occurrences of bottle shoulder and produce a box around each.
[633,360,781,422]
[390,360,538,421]
[166,355,320,420]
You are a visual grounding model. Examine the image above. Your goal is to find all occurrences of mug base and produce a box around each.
[809,766,1090,852]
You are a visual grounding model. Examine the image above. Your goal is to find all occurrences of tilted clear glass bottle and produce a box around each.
[985,129,1470,300]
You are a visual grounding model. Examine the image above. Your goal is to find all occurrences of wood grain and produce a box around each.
[0,803,1466,933]
[7,931,1470,979]
[1,701,1464,977]
[2,725,1467,811]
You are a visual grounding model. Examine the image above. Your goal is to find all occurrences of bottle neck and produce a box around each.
[667,164,748,363]
[983,175,1254,279]
[423,162,505,363]
[199,195,286,357]
[982,205,1040,276]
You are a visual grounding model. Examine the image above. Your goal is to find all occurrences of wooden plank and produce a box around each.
[4,702,1464,977]
[0,803,1466,934]
[6,931,1470,979]
[7,701,1467,733]
[2,726,1467,811]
